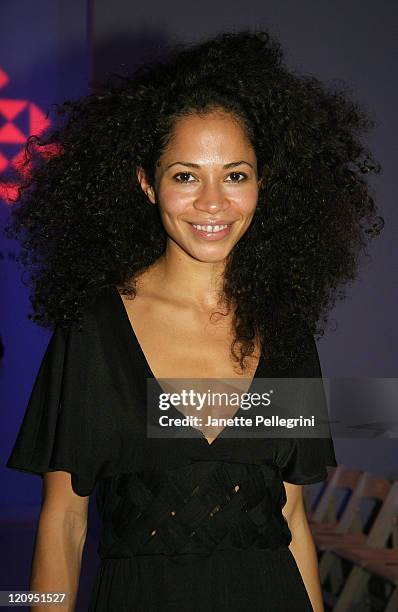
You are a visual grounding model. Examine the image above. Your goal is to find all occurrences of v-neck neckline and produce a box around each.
[111,284,266,447]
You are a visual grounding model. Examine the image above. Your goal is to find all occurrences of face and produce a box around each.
[137,110,261,263]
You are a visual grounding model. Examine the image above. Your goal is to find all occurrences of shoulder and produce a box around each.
[43,286,121,375]
[277,329,322,378]
[62,285,118,339]
[299,331,322,377]
[81,285,117,322]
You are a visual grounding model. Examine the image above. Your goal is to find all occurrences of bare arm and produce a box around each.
[282,482,324,612]
[30,472,89,612]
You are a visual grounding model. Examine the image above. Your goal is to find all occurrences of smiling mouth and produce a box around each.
[187,222,234,240]
[190,223,230,233]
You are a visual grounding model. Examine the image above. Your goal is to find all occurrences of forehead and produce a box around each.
[160,111,255,159]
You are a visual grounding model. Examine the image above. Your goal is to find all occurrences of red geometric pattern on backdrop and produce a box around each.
[0,66,57,203]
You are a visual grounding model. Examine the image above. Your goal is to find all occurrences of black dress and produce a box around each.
[6,285,337,611]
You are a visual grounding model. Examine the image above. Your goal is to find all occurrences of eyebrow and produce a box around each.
[165,160,255,170]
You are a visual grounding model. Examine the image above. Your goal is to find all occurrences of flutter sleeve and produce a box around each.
[279,333,338,485]
[6,310,120,497]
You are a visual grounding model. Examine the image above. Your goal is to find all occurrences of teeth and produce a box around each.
[192,224,228,232]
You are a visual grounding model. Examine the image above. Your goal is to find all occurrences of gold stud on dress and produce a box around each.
[209,504,220,518]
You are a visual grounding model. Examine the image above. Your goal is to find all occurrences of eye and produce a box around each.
[173,172,196,183]
[226,172,247,183]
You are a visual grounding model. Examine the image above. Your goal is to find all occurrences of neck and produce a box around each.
[148,239,229,311]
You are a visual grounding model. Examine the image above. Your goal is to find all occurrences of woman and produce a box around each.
[6,30,383,611]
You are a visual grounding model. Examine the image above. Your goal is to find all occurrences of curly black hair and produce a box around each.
[4,29,384,371]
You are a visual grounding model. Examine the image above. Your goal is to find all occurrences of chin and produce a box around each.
[189,247,234,263]
[168,233,237,262]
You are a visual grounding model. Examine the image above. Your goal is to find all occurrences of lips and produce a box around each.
[191,223,229,233]
[188,221,234,226]
[188,221,233,241]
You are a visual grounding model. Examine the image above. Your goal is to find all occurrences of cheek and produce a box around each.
[227,185,259,212]
[157,184,193,215]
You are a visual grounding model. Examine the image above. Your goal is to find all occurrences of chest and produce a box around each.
[120,293,261,381]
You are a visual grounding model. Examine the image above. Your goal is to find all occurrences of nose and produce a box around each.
[193,180,230,215]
